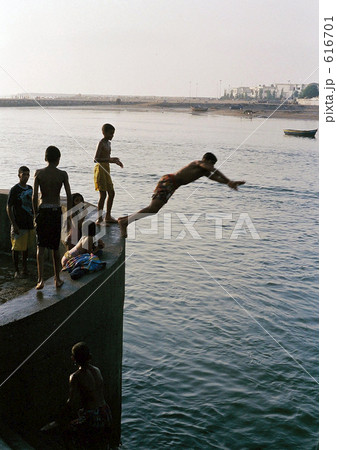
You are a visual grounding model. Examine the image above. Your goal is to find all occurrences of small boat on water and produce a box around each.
[191,105,208,112]
[283,128,318,138]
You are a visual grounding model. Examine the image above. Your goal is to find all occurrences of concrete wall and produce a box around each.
[0,191,125,446]
[297,97,319,106]
[0,190,11,252]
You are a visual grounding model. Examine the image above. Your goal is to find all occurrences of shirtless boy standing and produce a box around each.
[33,146,72,289]
[94,123,123,224]
[118,152,245,238]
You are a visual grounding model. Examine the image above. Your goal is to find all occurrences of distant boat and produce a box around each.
[229,104,242,110]
[283,128,318,138]
[191,105,208,112]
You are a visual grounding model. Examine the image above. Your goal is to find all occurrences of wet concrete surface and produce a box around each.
[0,253,53,303]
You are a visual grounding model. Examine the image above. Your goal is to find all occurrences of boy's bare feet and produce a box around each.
[105,216,118,224]
[55,278,64,288]
[118,217,128,238]
[36,280,44,290]
[96,217,103,225]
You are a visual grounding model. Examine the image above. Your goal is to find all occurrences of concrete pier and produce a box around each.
[0,191,125,447]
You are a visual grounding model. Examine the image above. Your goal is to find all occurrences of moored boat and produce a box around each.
[191,105,208,112]
[283,128,318,138]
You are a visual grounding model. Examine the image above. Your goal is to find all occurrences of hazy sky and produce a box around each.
[1,0,319,98]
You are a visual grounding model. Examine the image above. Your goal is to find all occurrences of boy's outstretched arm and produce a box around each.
[209,170,245,190]
[110,157,124,168]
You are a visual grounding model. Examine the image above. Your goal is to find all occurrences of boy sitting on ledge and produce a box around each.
[41,342,113,449]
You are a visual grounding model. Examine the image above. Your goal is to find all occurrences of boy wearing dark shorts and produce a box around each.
[33,146,72,289]
[6,166,35,278]
[118,152,245,238]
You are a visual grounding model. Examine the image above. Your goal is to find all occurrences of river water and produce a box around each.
[0,107,318,449]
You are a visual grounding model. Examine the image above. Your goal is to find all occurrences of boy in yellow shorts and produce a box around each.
[6,166,35,278]
[94,123,123,224]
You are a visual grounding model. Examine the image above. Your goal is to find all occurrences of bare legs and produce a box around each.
[12,250,20,278]
[97,189,117,224]
[36,246,63,290]
[105,189,117,222]
[12,250,29,278]
[118,198,165,238]
[36,246,45,289]
[52,249,64,288]
[22,250,28,275]
[96,191,106,224]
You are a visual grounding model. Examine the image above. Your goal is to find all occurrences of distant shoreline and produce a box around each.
[0,98,319,121]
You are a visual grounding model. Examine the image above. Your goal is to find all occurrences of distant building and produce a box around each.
[251,85,277,100]
[231,86,255,99]
[274,83,306,100]
[225,83,311,100]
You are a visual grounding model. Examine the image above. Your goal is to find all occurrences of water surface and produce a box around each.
[0,107,318,449]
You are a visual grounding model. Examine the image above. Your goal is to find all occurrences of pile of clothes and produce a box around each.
[62,253,106,280]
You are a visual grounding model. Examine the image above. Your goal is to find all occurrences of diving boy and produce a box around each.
[118,152,245,238]
[94,123,123,224]
[6,166,35,278]
[33,146,72,289]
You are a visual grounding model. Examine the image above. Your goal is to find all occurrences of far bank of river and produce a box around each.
[0,98,319,120]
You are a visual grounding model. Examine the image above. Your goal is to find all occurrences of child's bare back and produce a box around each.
[174,160,211,187]
[33,146,72,290]
[35,166,69,205]
[70,365,106,410]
